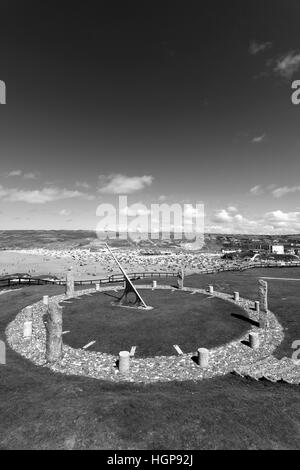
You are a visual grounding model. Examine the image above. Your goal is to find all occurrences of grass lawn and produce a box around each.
[62,289,249,356]
[181,267,300,359]
[0,269,300,450]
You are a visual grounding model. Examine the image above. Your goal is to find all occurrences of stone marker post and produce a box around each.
[197,348,209,368]
[255,301,260,313]
[234,292,240,302]
[23,321,32,339]
[0,340,5,365]
[45,301,63,363]
[177,267,184,289]
[119,351,130,374]
[258,279,268,329]
[258,279,268,313]
[249,332,259,350]
[65,268,74,297]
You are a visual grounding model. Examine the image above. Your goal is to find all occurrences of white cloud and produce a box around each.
[272,185,300,198]
[6,170,38,179]
[265,210,300,231]
[7,170,22,176]
[208,208,300,234]
[23,172,37,179]
[209,209,259,234]
[252,133,266,144]
[249,41,272,55]
[0,185,94,204]
[75,181,90,189]
[213,209,232,223]
[250,185,264,196]
[273,51,300,79]
[98,174,153,194]
[59,209,72,216]
[250,184,300,199]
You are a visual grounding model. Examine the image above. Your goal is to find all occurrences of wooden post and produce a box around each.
[45,301,63,363]
[258,279,268,313]
[65,268,74,297]
[177,267,184,289]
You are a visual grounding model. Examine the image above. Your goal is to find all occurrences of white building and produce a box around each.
[270,245,284,255]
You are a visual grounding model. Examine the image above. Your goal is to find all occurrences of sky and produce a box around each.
[0,0,300,234]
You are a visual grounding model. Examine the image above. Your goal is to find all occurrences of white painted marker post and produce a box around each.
[95,283,100,291]
[152,280,157,288]
[197,348,209,368]
[43,295,49,305]
[173,344,183,355]
[82,340,96,350]
[255,301,260,313]
[0,340,5,365]
[208,285,214,294]
[23,321,32,339]
[249,332,259,350]
[129,346,136,357]
[119,351,130,374]
[234,292,240,302]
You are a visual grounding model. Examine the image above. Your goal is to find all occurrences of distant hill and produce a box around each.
[0,230,299,252]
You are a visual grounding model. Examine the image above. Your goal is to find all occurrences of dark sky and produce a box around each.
[0,1,300,232]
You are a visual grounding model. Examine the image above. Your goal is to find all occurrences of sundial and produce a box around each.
[105,243,153,310]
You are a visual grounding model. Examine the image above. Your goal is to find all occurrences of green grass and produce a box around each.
[0,269,300,449]
[180,267,300,359]
[63,290,249,356]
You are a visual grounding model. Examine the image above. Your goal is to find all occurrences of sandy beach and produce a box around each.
[0,250,108,280]
[0,248,223,281]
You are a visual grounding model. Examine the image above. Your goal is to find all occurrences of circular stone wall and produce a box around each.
[5,285,284,383]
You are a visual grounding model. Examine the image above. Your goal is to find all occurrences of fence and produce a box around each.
[0,261,300,289]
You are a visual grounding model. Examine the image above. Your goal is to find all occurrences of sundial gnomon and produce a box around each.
[105,243,153,310]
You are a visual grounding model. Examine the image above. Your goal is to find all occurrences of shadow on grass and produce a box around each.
[104,291,121,300]
[231,312,259,327]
